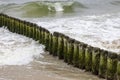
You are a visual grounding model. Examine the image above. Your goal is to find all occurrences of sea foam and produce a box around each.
[0,27,44,66]
[36,13,120,53]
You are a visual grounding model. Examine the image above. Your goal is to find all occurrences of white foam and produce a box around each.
[53,2,63,12]
[0,27,44,66]
[42,1,74,12]
[36,13,120,53]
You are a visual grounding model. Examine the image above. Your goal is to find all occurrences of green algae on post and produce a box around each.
[107,52,118,80]
[117,54,120,80]
[63,35,69,63]
[72,41,79,67]
[79,43,87,69]
[41,28,44,44]
[44,30,50,51]
[52,32,59,56]
[41,28,45,44]
[35,26,39,41]
[49,33,53,55]
[43,29,49,45]
[57,33,64,59]
[67,38,75,64]
[99,50,108,78]
[28,23,33,38]
[22,21,26,35]
[92,47,100,75]
[33,24,37,40]
[85,45,93,71]
[25,22,29,37]
[0,13,2,27]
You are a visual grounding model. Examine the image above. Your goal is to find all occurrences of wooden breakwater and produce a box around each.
[0,13,120,80]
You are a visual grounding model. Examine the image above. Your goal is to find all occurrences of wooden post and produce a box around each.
[107,52,118,80]
[33,24,37,40]
[44,30,50,51]
[99,50,108,78]
[67,38,75,64]
[85,45,93,71]
[79,43,87,69]
[0,13,2,27]
[73,41,80,67]
[63,35,69,63]
[117,54,120,80]
[35,26,40,41]
[92,47,100,75]
[52,32,59,56]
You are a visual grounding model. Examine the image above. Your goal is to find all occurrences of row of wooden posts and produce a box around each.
[0,13,120,80]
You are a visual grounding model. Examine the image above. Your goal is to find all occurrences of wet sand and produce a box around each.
[0,52,105,80]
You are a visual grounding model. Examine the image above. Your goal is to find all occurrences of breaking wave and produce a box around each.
[0,1,86,17]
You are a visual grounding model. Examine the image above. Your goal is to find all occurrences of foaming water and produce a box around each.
[1,0,120,53]
[0,27,44,65]
[0,27,105,80]
[0,0,119,79]
[36,13,120,53]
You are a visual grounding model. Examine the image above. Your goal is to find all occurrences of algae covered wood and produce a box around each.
[57,34,64,59]
[78,43,87,69]
[63,36,69,63]
[72,41,79,67]
[99,50,108,78]
[85,45,93,71]
[44,30,50,51]
[67,38,74,64]
[52,32,59,56]
[107,52,117,80]
[92,47,100,75]
[117,55,120,80]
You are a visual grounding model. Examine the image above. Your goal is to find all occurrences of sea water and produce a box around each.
[1,0,118,52]
[0,0,119,80]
